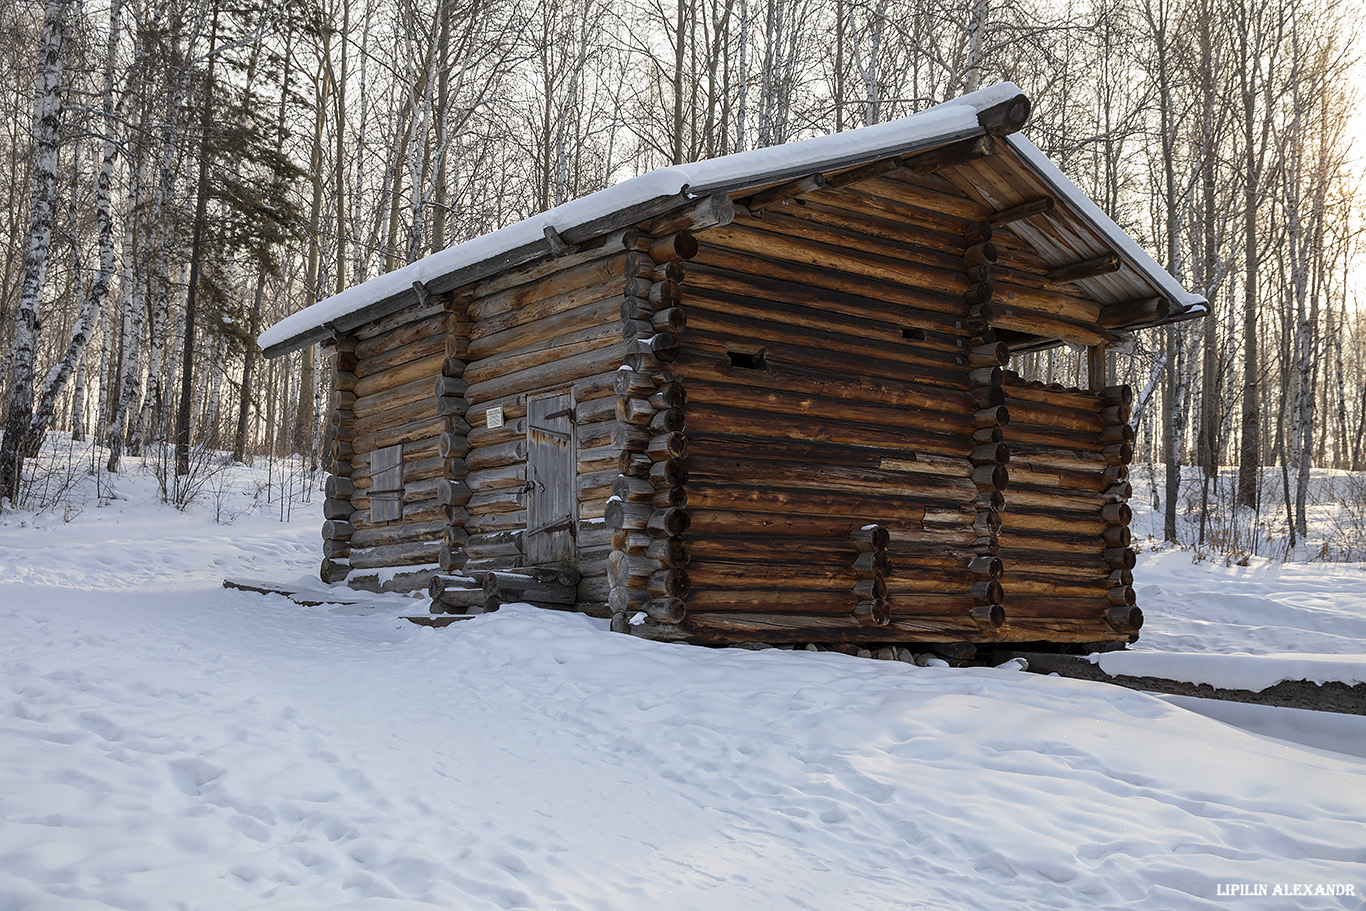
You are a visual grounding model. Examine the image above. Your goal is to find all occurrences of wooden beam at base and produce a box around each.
[404,615,477,627]
[1001,651,1366,716]
[222,577,373,606]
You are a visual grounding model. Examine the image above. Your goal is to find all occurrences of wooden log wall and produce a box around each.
[995,377,1138,643]
[607,228,696,629]
[320,337,357,584]
[325,295,451,592]
[636,169,1008,644]
[439,229,650,614]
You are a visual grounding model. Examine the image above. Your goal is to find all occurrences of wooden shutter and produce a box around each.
[526,393,576,565]
[369,443,403,523]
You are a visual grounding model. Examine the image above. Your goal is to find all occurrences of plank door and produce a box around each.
[526,392,576,566]
[369,443,404,523]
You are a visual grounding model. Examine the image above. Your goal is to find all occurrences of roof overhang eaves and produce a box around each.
[261,190,692,357]
[1002,134,1207,321]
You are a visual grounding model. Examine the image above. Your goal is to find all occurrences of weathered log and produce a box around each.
[646,536,692,567]
[648,568,690,599]
[987,196,1054,226]
[611,475,655,503]
[429,574,487,608]
[483,571,576,605]
[851,524,891,551]
[348,539,442,570]
[748,174,827,212]
[322,519,355,540]
[1048,253,1120,284]
[605,499,652,530]
[1105,605,1144,631]
[852,550,891,576]
[904,134,995,175]
[969,604,1005,628]
[853,599,891,627]
[1098,296,1170,329]
[463,531,524,561]
[641,597,686,623]
[324,498,354,520]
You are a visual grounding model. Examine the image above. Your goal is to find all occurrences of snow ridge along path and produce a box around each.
[1,462,1364,910]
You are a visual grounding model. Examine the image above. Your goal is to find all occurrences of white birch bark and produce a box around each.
[0,0,70,504]
[25,0,125,459]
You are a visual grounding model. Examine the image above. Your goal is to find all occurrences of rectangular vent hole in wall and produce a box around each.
[727,346,768,370]
[901,327,926,341]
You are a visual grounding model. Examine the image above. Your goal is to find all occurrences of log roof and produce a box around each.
[260,82,1204,358]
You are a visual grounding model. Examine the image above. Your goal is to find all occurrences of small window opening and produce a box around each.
[901,327,926,341]
[727,346,768,370]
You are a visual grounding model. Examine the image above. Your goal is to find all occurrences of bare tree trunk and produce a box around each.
[176,1,220,477]
[0,0,69,505]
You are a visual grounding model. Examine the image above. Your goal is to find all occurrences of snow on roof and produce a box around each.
[258,83,1023,356]
[1005,134,1206,310]
[260,81,1202,356]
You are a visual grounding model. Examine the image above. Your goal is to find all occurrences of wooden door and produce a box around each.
[526,392,576,566]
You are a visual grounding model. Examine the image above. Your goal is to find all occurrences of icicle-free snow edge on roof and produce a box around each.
[258,83,1029,357]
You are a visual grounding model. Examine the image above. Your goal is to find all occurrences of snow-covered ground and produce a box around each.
[1,445,1363,910]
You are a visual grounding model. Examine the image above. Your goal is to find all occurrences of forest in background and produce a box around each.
[0,0,1361,557]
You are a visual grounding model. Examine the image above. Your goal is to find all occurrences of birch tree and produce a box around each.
[0,0,70,505]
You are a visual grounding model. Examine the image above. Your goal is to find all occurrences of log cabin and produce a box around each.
[260,82,1205,651]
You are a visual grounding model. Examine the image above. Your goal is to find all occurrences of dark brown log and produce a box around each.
[1100,502,1132,524]
[987,196,1054,226]
[649,458,688,489]
[704,220,968,298]
[1048,253,1120,284]
[646,536,692,567]
[853,577,888,600]
[648,407,685,433]
[975,92,1031,135]
[648,506,691,536]
[975,405,1009,427]
[964,243,997,266]
[852,551,891,576]
[969,604,1005,628]
[484,572,576,605]
[647,432,688,460]
[1098,297,1171,329]
[748,174,827,212]
[642,598,687,623]
[648,232,699,263]
[980,304,1115,348]
[1103,547,1136,569]
[648,568,690,598]
[969,580,1004,604]
[1105,605,1144,631]
[853,599,890,627]
[969,555,1003,579]
[651,307,687,333]
[1106,585,1137,606]
[970,463,1009,491]
[969,341,1010,367]
[851,525,891,551]
[903,134,995,175]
